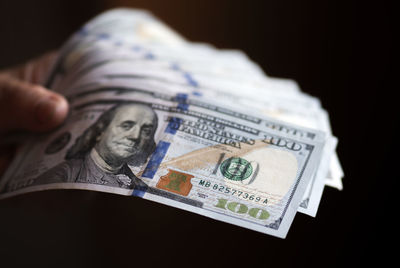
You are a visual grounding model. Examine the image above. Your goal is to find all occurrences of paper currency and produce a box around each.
[0,8,343,238]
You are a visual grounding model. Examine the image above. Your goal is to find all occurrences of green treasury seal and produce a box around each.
[220,157,253,181]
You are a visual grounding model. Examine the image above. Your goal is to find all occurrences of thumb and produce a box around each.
[0,74,69,133]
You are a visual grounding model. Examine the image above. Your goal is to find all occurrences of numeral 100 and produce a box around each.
[215,198,270,220]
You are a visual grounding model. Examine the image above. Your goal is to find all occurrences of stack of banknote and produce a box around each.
[0,8,343,238]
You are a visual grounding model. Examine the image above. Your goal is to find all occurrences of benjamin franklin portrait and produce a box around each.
[32,103,158,190]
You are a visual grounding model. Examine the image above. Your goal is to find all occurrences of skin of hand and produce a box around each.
[0,51,69,176]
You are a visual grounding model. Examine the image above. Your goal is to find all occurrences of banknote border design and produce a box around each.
[0,96,316,234]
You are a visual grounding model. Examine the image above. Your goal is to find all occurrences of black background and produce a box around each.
[0,1,397,267]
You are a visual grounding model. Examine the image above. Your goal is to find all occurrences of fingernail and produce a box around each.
[35,95,63,125]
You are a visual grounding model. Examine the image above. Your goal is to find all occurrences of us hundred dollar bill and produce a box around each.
[0,8,335,238]
[0,85,324,238]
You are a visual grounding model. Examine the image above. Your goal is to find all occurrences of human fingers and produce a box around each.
[0,74,69,133]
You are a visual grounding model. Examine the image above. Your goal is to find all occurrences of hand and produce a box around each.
[0,52,69,176]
